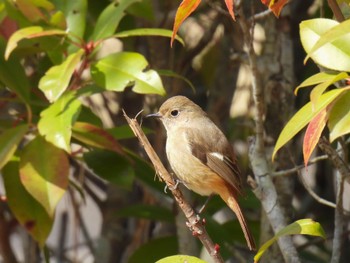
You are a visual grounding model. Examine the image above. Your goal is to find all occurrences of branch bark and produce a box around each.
[123,111,224,263]
[237,7,301,263]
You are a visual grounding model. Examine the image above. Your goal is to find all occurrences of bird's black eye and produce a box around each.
[170,109,179,117]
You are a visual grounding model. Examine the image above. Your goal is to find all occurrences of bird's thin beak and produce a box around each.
[146,112,162,118]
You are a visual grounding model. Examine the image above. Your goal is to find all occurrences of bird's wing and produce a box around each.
[185,129,243,195]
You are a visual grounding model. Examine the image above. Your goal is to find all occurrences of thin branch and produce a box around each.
[272,154,328,177]
[123,111,224,263]
[327,0,345,22]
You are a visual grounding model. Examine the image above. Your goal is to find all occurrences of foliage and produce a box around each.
[273,18,350,166]
[0,0,181,247]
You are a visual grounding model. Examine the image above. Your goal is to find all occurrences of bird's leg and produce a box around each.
[164,179,183,193]
[198,194,214,214]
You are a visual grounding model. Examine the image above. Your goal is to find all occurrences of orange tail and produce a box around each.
[220,190,256,251]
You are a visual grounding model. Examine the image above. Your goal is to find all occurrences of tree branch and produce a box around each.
[123,111,224,263]
[237,7,301,263]
[327,0,345,22]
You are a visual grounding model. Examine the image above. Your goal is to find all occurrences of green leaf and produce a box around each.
[113,28,184,46]
[3,160,53,247]
[0,124,28,169]
[38,91,82,152]
[254,219,325,263]
[91,52,166,95]
[328,90,350,142]
[272,88,348,160]
[157,255,207,263]
[126,0,155,21]
[129,236,178,263]
[72,122,124,155]
[5,26,67,60]
[115,204,173,222]
[14,0,46,23]
[52,0,86,38]
[39,49,84,102]
[295,72,348,95]
[300,18,350,71]
[84,149,134,189]
[305,19,350,63]
[49,11,67,29]
[0,38,30,103]
[19,136,69,217]
[90,0,141,41]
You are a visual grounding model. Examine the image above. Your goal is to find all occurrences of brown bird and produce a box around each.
[148,96,256,250]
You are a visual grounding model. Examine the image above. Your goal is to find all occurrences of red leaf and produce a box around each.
[171,0,201,47]
[303,108,328,166]
[261,0,289,17]
[224,0,235,20]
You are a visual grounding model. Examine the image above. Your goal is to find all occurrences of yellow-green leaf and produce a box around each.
[157,255,207,263]
[91,52,166,95]
[38,91,82,152]
[113,28,184,46]
[328,90,350,142]
[39,49,84,102]
[5,26,67,60]
[254,219,325,263]
[272,88,348,160]
[19,135,69,217]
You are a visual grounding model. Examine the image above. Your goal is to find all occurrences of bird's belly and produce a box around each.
[166,148,217,196]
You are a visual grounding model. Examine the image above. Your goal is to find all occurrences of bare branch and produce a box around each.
[123,111,224,263]
[327,0,345,22]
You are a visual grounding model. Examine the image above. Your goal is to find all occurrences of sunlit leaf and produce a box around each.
[157,255,207,263]
[0,38,30,103]
[49,11,67,29]
[224,0,235,20]
[72,122,124,155]
[129,236,178,263]
[91,52,166,95]
[272,88,348,160]
[113,28,184,46]
[39,49,84,102]
[300,19,350,71]
[3,160,53,247]
[303,108,328,166]
[305,19,350,63]
[90,0,140,41]
[5,26,67,60]
[328,90,350,142]
[38,91,82,152]
[19,136,69,217]
[171,0,201,47]
[83,149,134,189]
[254,219,325,263]
[309,72,348,109]
[295,72,348,95]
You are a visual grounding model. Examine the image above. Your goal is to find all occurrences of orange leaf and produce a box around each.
[171,0,201,47]
[303,108,328,166]
[224,0,235,20]
[261,0,289,17]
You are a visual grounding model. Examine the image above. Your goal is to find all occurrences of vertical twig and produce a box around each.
[327,0,345,22]
[237,6,301,263]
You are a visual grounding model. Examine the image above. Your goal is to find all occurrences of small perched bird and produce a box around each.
[148,96,256,250]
